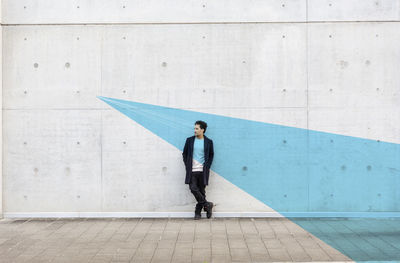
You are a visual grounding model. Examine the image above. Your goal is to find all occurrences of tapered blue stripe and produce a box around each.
[98,96,400,261]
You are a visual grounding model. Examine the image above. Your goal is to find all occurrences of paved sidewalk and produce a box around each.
[0,217,354,263]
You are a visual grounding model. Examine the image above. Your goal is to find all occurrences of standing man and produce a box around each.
[182,120,214,220]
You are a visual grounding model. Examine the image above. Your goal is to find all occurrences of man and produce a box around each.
[182,120,214,220]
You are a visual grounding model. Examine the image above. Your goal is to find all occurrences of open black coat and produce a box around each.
[182,135,214,186]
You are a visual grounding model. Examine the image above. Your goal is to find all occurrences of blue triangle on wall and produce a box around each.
[98,96,400,261]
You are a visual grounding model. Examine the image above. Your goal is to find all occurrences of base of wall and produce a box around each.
[3,211,400,218]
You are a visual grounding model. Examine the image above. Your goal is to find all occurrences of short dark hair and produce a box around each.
[195,120,207,133]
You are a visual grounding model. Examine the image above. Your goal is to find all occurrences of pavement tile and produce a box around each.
[192,248,211,261]
[151,248,174,262]
[286,247,312,262]
[263,238,283,249]
[212,253,232,262]
[211,244,230,255]
[304,247,332,261]
[230,247,251,262]
[267,248,292,261]
[249,251,271,262]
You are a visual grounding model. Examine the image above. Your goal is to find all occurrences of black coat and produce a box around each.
[182,135,214,186]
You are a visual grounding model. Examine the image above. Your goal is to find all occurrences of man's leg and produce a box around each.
[189,172,207,219]
[199,181,206,202]
[199,179,213,219]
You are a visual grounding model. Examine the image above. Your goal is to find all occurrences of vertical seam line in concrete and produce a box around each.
[306,0,310,213]
[100,27,104,212]
[1,17,3,219]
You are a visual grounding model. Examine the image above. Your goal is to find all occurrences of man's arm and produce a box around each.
[182,138,188,164]
[208,140,214,167]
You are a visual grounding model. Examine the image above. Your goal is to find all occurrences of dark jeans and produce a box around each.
[189,171,208,207]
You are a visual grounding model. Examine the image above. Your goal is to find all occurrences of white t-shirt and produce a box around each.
[192,158,204,172]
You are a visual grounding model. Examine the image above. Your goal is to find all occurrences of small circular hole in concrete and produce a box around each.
[34,63,39,68]
[367,165,372,171]
[77,141,80,145]
[24,91,27,94]
[65,62,70,68]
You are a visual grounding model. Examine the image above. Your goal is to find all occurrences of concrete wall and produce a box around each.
[2,0,400,217]
[0,0,3,219]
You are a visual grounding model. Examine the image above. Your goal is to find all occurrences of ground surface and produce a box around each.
[0,217,398,262]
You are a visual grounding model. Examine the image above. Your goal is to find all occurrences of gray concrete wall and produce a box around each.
[0,0,3,219]
[2,1,400,217]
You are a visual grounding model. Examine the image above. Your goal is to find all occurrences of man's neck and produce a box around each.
[196,135,204,139]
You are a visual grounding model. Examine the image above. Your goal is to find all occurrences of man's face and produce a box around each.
[194,124,204,136]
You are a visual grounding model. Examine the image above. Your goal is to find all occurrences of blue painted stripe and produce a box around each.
[98,96,400,213]
[98,96,400,262]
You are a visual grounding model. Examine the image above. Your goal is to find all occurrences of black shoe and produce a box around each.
[204,202,213,218]
[194,203,202,220]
